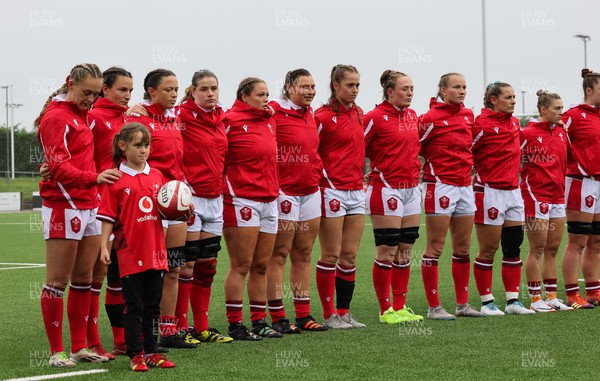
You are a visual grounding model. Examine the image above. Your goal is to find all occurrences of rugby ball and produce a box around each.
[156,180,193,221]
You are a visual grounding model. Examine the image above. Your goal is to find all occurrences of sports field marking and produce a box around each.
[2,369,108,381]
[0,262,45,271]
[0,222,30,225]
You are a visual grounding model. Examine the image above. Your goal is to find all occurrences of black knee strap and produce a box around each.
[592,222,600,235]
[167,246,185,269]
[184,240,202,262]
[198,236,222,259]
[373,228,402,247]
[501,225,523,258]
[398,226,420,244]
[567,221,593,235]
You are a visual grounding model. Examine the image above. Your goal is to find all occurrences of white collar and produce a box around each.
[119,162,150,176]
[272,97,302,111]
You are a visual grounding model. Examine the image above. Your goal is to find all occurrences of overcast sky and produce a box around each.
[0,0,598,131]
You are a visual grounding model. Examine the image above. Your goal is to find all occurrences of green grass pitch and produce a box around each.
[0,211,596,381]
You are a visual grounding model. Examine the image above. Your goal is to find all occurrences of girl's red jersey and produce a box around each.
[363,101,420,189]
[128,103,184,182]
[471,108,521,189]
[88,97,128,172]
[419,97,475,187]
[97,163,168,278]
[520,119,569,203]
[179,98,227,198]
[222,100,279,202]
[270,98,322,196]
[315,101,365,190]
[37,97,99,209]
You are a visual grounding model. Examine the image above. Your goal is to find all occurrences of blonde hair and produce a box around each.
[34,63,102,127]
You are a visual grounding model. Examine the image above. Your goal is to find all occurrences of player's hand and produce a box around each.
[100,248,111,265]
[183,203,195,221]
[97,169,122,185]
[39,163,51,181]
[126,103,148,117]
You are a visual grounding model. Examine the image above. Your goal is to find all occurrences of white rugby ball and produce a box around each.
[157,180,193,221]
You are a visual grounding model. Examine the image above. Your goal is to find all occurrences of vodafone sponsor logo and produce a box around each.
[137,196,158,222]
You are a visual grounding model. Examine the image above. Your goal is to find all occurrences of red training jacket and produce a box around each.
[128,102,184,182]
[562,103,600,177]
[471,108,521,189]
[88,97,128,172]
[419,97,474,187]
[179,98,227,199]
[315,100,364,191]
[37,97,99,209]
[363,100,420,189]
[222,100,279,202]
[520,119,569,203]
[270,98,322,196]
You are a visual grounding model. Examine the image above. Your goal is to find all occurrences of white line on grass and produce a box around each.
[0,265,45,271]
[0,222,30,225]
[0,263,45,271]
[3,369,108,381]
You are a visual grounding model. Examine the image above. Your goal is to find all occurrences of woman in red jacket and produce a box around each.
[364,70,423,324]
[521,90,571,312]
[35,63,121,367]
[471,82,533,316]
[561,69,600,309]
[223,77,282,340]
[419,72,484,320]
[175,70,232,343]
[87,67,133,358]
[315,64,366,329]
[128,69,196,349]
[266,69,327,333]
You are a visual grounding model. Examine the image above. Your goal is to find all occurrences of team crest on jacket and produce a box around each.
[443,120,449,126]
[558,132,564,141]
[267,124,273,133]
[439,196,450,209]
[240,206,252,221]
[106,121,111,129]
[537,137,542,143]
[464,116,470,123]
[585,195,595,208]
[192,111,198,118]
[487,207,498,220]
[332,116,337,124]
[539,202,549,215]
[70,216,81,233]
[493,126,499,134]
[280,200,292,214]
[387,197,398,211]
[73,119,78,127]
[242,125,248,132]
[329,198,341,213]
[582,112,587,119]
[383,115,388,121]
